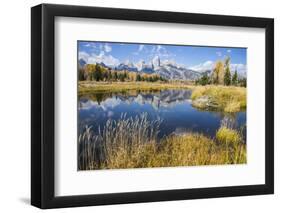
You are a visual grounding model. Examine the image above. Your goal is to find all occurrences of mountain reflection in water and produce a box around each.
[78,89,246,139]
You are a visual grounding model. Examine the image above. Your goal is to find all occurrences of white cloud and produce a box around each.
[78,51,90,61]
[99,51,105,57]
[189,60,214,72]
[83,43,96,48]
[91,54,119,67]
[189,60,247,76]
[133,45,145,55]
[97,43,112,53]
[133,44,174,59]
[138,45,144,52]
[227,49,232,53]
[104,44,112,52]
[78,51,119,67]
[150,45,174,59]
[230,63,247,76]
[162,59,177,66]
[216,51,222,57]
[157,45,163,51]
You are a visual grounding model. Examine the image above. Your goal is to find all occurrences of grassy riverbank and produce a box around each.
[191,85,246,112]
[79,81,194,94]
[78,114,246,170]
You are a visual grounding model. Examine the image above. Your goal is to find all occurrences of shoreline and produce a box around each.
[78,81,246,113]
[79,81,194,94]
[78,115,246,170]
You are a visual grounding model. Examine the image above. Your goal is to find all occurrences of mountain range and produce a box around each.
[79,56,242,80]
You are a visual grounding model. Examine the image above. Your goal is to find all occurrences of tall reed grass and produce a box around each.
[78,113,161,170]
[78,114,246,170]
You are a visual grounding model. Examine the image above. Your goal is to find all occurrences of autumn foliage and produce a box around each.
[79,63,166,82]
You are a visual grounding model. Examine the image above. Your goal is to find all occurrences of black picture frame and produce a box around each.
[31,3,274,209]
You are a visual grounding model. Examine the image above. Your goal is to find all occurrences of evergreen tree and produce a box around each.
[78,68,85,81]
[94,64,102,81]
[160,76,167,82]
[224,67,231,85]
[103,69,108,81]
[119,72,125,82]
[197,73,210,85]
[232,70,238,86]
[224,57,231,86]
[113,71,118,81]
[136,74,141,81]
[108,70,112,81]
[239,77,247,87]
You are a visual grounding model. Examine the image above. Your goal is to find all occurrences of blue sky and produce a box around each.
[78,41,247,73]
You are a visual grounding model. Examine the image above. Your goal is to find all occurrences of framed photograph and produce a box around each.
[31,4,274,209]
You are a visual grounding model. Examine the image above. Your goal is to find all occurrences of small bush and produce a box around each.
[216,126,241,145]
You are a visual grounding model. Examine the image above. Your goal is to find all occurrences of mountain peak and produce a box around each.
[80,57,203,80]
[79,58,87,68]
[152,56,161,68]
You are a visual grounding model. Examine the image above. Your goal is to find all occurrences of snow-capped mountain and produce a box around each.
[80,56,205,80]
[140,61,154,74]
[79,58,87,69]
[154,61,201,80]
[97,62,111,69]
[115,60,138,72]
[136,57,201,80]
[152,56,161,68]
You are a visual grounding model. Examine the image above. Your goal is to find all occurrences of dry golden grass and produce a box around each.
[78,114,246,170]
[215,126,246,164]
[191,85,246,112]
[78,81,193,95]
[216,126,241,145]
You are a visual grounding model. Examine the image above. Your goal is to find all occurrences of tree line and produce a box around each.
[79,63,167,82]
[195,57,246,87]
